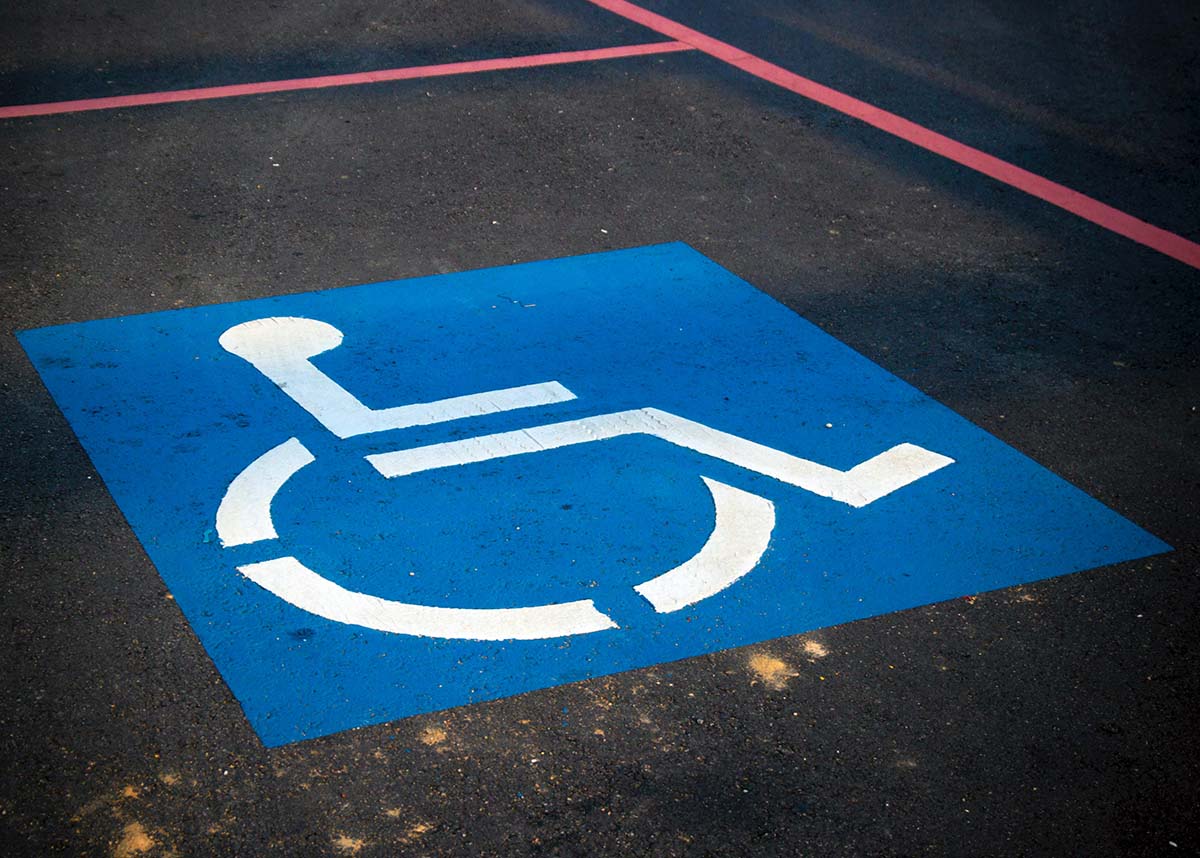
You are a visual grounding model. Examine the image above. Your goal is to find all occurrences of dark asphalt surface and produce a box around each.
[2,1,1198,855]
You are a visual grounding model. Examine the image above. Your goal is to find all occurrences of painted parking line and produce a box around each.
[9,4,1192,272]
[18,243,1168,745]
[585,0,1200,270]
[0,40,692,119]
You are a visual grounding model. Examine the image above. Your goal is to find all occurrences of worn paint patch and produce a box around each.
[112,822,155,857]
[748,652,798,689]
[18,243,1170,745]
[331,834,365,854]
[418,726,448,746]
[403,822,433,842]
[801,639,829,659]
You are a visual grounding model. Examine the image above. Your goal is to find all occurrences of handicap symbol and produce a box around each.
[215,317,954,641]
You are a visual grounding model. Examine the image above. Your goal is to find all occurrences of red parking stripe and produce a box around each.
[0,41,693,120]
[586,0,1200,270]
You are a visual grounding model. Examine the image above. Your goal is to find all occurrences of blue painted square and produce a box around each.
[18,243,1169,746]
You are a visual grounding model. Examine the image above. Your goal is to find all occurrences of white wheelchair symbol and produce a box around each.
[215,317,954,641]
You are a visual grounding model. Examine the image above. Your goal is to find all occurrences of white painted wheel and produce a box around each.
[216,437,776,640]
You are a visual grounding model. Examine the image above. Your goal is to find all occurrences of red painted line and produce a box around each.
[0,41,693,120]
[586,0,1200,270]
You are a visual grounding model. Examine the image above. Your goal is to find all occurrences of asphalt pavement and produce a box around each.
[2,1,1198,855]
